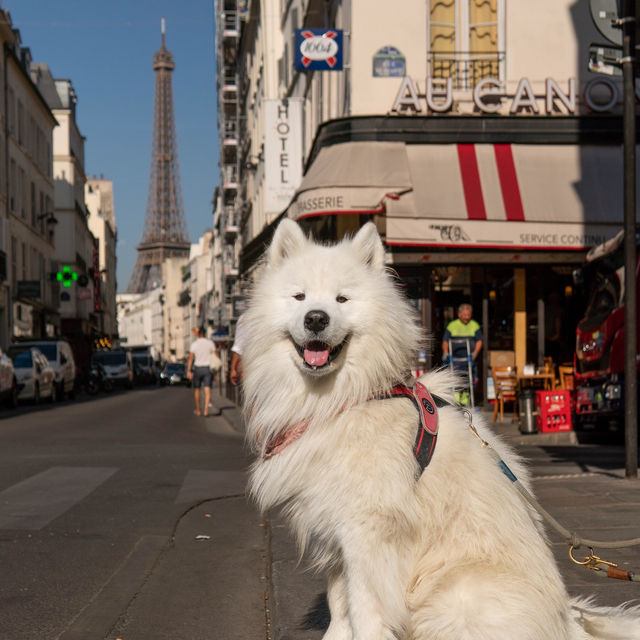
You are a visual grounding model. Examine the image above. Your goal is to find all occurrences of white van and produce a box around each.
[92,350,134,389]
[11,340,76,400]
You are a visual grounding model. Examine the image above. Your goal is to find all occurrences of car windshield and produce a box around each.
[133,355,151,365]
[165,363,184,372]
[13,351,33,367]
[93,352,127,366]
[29,343,57,361]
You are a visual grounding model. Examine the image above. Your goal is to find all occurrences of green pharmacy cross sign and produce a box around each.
[56,265,78,288]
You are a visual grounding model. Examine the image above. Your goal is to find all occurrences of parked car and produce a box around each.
[9,347,56,403]
[10,339,76,400]
[0,348,17,408]
[132,352,157,385]
[91,350,134,389]
[159,362,189,386]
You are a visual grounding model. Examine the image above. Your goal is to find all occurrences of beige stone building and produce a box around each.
[86,176,118,338]
[162,256,188,361]
[217,0,637,393]
[2,17,58,345]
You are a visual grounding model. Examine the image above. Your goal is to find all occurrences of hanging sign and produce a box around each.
[294,29,343,71]
[264,99,303,213]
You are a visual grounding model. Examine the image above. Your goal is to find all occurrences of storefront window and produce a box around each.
[299,213,376,243]
[525,266,585,366]
[487,267,513,351]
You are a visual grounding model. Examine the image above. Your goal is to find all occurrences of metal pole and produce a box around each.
[621,0,637,478]
[482,267,489,411]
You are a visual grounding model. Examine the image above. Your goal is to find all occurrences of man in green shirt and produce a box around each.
[442,303,483,361]
[442,304,483,404]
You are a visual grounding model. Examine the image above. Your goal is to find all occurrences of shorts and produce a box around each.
[192,366,212,388]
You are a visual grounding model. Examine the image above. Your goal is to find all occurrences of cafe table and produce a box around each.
[517,372,555,391]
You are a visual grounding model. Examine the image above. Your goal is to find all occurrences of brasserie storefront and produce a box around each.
[279,76,634,402]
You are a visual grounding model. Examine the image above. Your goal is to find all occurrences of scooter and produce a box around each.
[85,363,113,395]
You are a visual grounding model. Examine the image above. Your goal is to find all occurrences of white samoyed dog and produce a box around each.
[242,218,640,640]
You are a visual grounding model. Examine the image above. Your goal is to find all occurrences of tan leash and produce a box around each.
[464,409,640,583]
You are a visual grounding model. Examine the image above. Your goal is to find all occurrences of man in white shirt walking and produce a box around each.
[230,313,247,386]
[186,327,217,417]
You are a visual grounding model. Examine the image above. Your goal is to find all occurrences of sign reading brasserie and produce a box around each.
[392,76,628,114]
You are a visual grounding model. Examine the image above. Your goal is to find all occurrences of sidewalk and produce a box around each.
[212,392,640,640]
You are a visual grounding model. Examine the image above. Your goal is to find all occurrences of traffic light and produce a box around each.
[56,265,78,288]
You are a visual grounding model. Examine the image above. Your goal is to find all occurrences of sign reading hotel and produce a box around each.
[294,29,343,71]
[264,99,303,214]
[392,76,628,115]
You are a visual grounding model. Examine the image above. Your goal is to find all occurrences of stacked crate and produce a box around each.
[536,390,572,432]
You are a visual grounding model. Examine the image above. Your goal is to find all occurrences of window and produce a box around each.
[10,236,16,288]
[9,160,15,213]
[428,0,504,90]
[7,89,14,135]
[31,182,36,227]
[39,191,45,234]
[19,168,26,219]
[17,100,24,146]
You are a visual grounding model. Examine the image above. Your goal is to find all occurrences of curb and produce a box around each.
[210,391,244,434]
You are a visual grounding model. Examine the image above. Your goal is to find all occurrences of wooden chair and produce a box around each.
[558,365,574,390]
[539,358,557,389]
[492,366,519,423]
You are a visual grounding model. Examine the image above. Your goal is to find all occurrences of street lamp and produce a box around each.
[37,212,58,225]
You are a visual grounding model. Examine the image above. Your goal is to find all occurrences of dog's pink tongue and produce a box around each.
[304,347,329,367]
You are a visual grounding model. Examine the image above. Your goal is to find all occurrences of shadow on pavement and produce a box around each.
[538,443,633,473]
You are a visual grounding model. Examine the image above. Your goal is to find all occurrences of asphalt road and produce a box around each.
[0,386,266,640]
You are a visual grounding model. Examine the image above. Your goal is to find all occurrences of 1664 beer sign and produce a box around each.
[294,29,343,71]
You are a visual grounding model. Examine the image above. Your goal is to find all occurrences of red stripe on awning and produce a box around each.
[457,144,487,220]
[494,144,526,221]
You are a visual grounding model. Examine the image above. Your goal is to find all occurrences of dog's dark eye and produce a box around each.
[294,293,306,301]
[336,295,349,303]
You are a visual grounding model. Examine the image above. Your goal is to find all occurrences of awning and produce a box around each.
[286,140,636,251]
[287,141,412,218]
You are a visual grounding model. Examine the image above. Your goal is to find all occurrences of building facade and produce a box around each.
[4,26,58,345]
[86,176,118,340]
[162,255,188,361]
[116,287,163,360]
[216,0,639,398]
[178,230,215,355]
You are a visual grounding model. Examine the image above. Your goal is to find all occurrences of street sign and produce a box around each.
[294,29,343,71]
[588,43,623,74]
[590,0,623,45]
[17,280,41,299]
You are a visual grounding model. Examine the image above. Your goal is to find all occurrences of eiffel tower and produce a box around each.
[127,18,190,293]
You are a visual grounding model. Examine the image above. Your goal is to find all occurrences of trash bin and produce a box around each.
[518,388,537,434]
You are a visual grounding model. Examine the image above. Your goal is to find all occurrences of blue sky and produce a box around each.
[8,0,219,292]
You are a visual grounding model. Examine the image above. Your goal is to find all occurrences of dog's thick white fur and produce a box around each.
[242,219,640,640]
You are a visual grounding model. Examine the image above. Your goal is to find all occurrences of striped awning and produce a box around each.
[286,140,633,251]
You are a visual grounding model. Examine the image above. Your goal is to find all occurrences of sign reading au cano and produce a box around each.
[393,76,630,114]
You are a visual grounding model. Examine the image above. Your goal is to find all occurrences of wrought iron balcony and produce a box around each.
[427,51,505,91]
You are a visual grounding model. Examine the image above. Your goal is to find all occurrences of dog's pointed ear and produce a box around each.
[352,222,385,271]
[267,218,307,267]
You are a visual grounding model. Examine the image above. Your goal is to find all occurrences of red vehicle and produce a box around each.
[574,231,640,429]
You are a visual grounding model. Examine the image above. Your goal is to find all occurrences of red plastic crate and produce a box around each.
[536,390,572,432]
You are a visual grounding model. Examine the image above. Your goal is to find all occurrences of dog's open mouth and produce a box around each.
[294,339,347,370]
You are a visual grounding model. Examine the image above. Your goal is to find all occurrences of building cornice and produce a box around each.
[306,114,630,170]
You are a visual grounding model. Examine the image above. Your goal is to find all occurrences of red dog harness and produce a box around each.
[264,380,446,471]
[376,380,445,471]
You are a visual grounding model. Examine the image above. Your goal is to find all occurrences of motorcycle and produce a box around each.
[84,363,113,395]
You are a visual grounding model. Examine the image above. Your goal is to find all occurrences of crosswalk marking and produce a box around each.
[174,470,246,504]
[0,466,117,530]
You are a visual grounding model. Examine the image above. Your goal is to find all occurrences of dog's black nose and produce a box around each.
[304,310,330,333]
